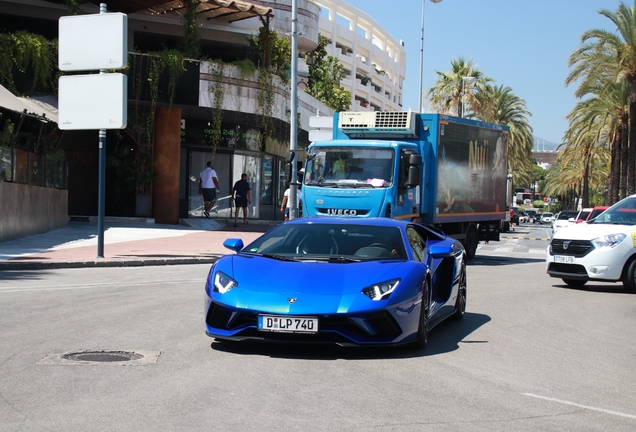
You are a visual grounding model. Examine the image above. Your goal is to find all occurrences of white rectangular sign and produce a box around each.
[59,13,127,71]
[58,74,127,130]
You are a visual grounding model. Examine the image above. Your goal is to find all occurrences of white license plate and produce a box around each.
[554,255,575,263]
[258,315,319,334]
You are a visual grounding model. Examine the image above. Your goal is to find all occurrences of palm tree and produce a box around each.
[427,57,490,117]
[562,103,613,207]
[567,1,636,196]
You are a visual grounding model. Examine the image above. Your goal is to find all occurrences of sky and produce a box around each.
[340,0,618,145]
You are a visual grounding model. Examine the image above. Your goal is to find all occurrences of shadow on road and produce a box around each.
[469,255,545,267]
[209,312,491,360]
[549,280,632,295]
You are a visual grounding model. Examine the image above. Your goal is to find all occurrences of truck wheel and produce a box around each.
[622,258,636,293]
[464,226,478,260]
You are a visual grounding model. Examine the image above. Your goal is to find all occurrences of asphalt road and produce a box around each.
[1,248,636,431]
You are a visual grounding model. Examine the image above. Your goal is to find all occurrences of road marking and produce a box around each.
[501,236,550,241]
[0,279,202,293]
[523,393,636,420]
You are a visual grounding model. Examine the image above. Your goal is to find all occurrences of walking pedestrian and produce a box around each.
[280,183,301,222]
[232,173,251,227]
[199,161,220,219]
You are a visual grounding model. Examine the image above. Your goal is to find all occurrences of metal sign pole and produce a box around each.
[97,2,107,258]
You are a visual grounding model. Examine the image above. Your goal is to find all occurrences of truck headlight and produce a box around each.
[591,233,627,249]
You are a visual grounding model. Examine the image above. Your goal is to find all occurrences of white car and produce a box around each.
[539,212,554,224]
[546,194,636,291]
[551,210,578,235]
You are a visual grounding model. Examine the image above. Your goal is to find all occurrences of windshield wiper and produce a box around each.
[259,253,298,261]
[327,256,361,263]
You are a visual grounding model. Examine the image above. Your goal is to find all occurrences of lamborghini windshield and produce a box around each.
[242,223,406,261]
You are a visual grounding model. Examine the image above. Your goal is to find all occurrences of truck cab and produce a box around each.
[302,140,421,219]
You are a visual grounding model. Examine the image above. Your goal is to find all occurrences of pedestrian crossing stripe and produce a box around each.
[499,236,550,241]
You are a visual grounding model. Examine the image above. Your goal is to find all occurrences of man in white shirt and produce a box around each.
[280,183,301,222]
[199,161,220,218]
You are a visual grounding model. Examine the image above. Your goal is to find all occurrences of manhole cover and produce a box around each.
[63,350,143,362]
[37,350,160,366]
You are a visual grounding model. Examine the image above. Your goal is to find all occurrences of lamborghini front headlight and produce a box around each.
[361,278,401,301]
[214,271,238,294]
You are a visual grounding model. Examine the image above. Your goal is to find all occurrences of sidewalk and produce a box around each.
[0,217,276,270]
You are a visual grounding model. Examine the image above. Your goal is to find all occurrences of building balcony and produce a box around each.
[198,61,333,132]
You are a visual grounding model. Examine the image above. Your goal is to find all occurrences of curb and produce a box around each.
[0,256,219,271]
[500,235,550,241]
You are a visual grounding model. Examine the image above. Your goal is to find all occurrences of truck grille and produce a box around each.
[550,239,593,257]
[316,208,369,216]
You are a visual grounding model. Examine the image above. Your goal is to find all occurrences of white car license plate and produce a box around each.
[554,255,574,263]
[258,315,319,334]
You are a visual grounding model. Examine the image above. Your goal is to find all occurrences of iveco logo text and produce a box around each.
[327,209,357,215]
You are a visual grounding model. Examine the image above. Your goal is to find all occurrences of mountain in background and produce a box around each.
[533,136,560,152]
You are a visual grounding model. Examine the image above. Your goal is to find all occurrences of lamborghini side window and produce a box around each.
[406,226,425,262]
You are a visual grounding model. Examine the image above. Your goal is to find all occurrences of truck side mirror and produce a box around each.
[405,166,421,188]
[409,154,422,166]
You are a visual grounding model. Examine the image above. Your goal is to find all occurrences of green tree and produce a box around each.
[566,1,636,196]
[304,34,351,112]
[247,26,290,81]
[427,57,490,117]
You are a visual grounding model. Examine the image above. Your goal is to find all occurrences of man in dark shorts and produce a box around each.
[232,173,251,227]
[199,161,220,218]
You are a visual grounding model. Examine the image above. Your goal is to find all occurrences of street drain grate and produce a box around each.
[37,350,161,366]
[63,350,143,362]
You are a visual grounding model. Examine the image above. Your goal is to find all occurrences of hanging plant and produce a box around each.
[158,49,185,106]
[207,61,226,162]
[180,0,201,59]
[256,68,275,149]
[64,0,84,15]
[0,30,57,93]
[230,59,256,111]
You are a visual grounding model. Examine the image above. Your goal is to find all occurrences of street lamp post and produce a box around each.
[289,0,298,219]
[418,0,442,113]
[461,76,476,118]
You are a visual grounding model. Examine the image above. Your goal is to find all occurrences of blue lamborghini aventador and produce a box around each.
[205,217,466,349]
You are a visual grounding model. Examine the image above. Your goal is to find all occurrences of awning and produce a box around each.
[147,0,273,23]
[0,84,58,124]
[43,0,273,22]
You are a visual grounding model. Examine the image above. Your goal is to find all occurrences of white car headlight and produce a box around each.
[361,278,401,301]
[214,271,238,294]
[591,233,627,249]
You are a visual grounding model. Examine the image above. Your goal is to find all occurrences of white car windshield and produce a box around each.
[591,197,636,225]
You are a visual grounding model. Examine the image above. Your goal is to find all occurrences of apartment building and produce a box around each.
[312,0,406,112]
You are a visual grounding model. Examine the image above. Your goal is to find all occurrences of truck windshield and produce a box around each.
[304,147,394,187]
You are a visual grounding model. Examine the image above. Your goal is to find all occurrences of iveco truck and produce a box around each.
[301,111,510,259]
